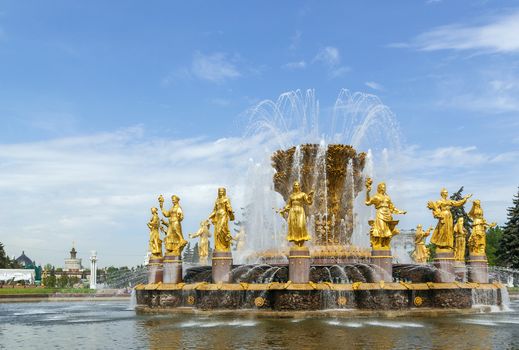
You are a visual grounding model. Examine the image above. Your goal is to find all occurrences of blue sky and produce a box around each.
[0,1,518,267]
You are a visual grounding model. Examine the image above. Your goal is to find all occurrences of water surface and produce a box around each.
[1,300,518,349]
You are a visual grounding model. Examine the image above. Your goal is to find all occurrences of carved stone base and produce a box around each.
[454,261,467,282]
[433,250,455,282]
[163,255,182,284]
[212,251,233,283]
[370,249,393,282]
[147,257,163,284]
[288,246,311,283]
[468,255,489,283]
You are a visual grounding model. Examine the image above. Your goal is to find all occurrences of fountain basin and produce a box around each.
[135,282,505,311]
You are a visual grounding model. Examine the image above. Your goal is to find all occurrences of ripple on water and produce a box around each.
[462,319,499,326]
[13,309,56,316]
[326,320,423,328]
[364,321,424,328]
[325,320,364,328]
[178,320,258,328]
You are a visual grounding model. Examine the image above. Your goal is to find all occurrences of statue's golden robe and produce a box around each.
[429,198,467,250]
[412,227,430,263]
[285,192,312,245]
[148,212,162,257]
[210,197,234,252]
[163,203,187,255]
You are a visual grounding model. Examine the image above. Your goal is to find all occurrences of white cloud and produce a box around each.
[191,52,241,83]
[314,46,341,66]
[365,81,384,91]
[313,46,350,78]
[436,73,519,113]
[0,127,265,267]
[283,61,307,70]
[384,145,519,231]
[1,125,516,267]
[410,9,519,53]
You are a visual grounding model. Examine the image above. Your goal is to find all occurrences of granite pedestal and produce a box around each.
[288,246,311,283]
[212,251,233,283]
[163,254,182,284]
[147,257,163,284]
[370,249,393,282]
[454,261,467,282]
[433,250,455,282]
[468,255,489,283]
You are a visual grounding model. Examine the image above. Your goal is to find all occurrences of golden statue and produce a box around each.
[364,178,406,250]
[233,227,246,251]
[412,224,432,263]
[147,207,162,258]
[189,220,211,264]
[468,200,496,256]
[208,188,235,252]
[427,188,471,251]
[278,181,314,247]
[453,217,468,261]
[158,194,187,256]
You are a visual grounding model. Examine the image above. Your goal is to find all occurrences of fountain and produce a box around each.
[134,90,505,312]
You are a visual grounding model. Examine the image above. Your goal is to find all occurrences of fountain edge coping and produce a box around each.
[135,281,504,292]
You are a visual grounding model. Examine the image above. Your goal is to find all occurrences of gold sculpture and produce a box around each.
[364,178,406,250]
[208,188,235,252]
[147,207,162,258]
[233,227,246,251]
[159,194,187,256]
[278,181,314,247]
[427,188,471,251]
[453,217,468,261]
[412,224,432,263]
[189,220,211,264]
[272,144,366,245]
[468,200,496,256]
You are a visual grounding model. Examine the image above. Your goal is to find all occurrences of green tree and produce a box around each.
[0,242,20,268]
[57,274,69,288]
[0,242,11,268]
[486,226,503,266]
[426,243,436,262]
[44,275,56,288]
[183,242,193,262]
[496,188,519,268]
[192,243,200,263]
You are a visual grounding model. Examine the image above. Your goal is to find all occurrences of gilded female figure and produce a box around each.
[453,217,468,261]
[278,181,313,247]
[468,200,496,256]
[233,227,246,251]
[427,188,471,251]
[412,224,432,263]
[364,178,406,250]
[159,194,187,256]
[208,188,235,252]
[147,207,162,257]
[189,220,211,264]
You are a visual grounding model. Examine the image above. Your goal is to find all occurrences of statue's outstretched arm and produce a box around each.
[208,203,217,222]
[226,199,235,221]
[364,178,373,205]
[189,228,202,239]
